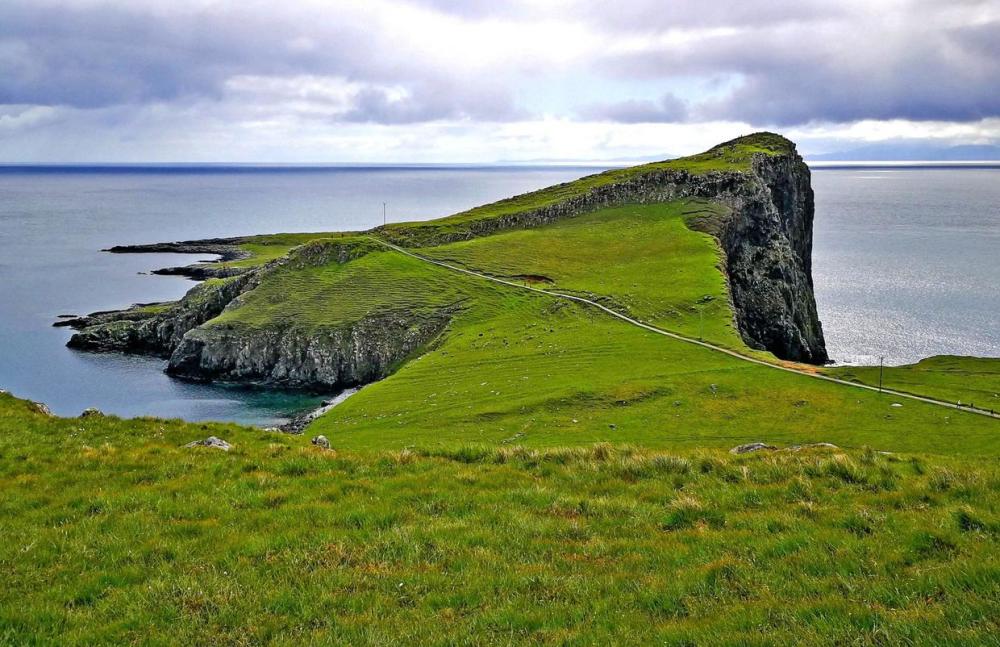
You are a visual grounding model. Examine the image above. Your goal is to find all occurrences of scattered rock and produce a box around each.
[29,401,54,416]
[311,435,331,449]
[891,403,903,408]
[262,427,281,433]
[709,384,718,395]
[730,442,777,454]
[608,423,617,430]
[80,407,103,417]
[787,442,839,451]
[184,436,232,451]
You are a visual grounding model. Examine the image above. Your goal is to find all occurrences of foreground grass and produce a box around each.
[828,356,1000,412]
[1,392,998,645]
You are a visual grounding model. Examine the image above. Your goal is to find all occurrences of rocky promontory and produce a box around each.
[65,133,828,397]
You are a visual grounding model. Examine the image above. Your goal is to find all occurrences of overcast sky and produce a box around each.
[1,0,998,162]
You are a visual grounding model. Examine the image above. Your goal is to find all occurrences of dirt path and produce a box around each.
[371,237,999,421]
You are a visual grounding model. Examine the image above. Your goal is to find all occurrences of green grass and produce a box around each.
[2,392,998,644]
[419,200,745,349]
[229,232,359,269]
[309,272,996,455]
[7,130,1000,643]
[828,356,1000,410]
[379,133,792,246]
[209,244,494,330]
[179,205,998,456]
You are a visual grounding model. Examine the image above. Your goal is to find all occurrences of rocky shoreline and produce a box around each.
[105,237,254,279]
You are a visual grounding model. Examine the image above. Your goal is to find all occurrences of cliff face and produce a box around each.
[717,153,827,363]
[167,311,452,387]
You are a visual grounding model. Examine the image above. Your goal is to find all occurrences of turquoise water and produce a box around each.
[0,165,996,425]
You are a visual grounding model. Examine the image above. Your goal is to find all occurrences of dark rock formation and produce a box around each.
[67,271,262,355]
[68,238,449,390]
[166,310,452,388]
[105,237,252,280]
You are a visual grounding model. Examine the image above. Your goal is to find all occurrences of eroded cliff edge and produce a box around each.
[64,133,828,395]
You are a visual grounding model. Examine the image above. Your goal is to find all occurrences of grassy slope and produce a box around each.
[418,199,745,349]
[827,356,1000,410]
[209,247,490,330]
[2,393,998,645]
[174,203,998,455]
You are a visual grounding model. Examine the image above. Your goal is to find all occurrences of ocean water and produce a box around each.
[811,168,1000,366]
[0,165,996,425]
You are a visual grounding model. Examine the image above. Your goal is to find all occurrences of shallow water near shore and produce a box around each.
[0,165,997,424]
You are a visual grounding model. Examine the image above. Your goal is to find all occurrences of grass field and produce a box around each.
[828,356,1000,411]
[1,392,998,645]
[419,200,743,349]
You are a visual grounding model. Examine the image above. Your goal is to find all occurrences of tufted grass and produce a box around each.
[2,392,998,644]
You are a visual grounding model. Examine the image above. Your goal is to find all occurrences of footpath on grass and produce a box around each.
[370,236,1000,422]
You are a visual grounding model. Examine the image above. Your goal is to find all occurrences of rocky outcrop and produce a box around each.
[105,237,253,279]
[67,132,827,402]
[166,309,453,388]
[66,271,262,355]
[66,238,446,391]
[714,151,827,363]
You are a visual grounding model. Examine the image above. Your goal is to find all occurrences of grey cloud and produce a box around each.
[574,0,843,30]
[578,94,687,123]
[593,14,1000,125]
[0,0,998,131]
[0,1,517,123]
[341,82,522,124]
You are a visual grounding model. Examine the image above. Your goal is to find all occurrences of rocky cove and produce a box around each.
[62,134,829,397]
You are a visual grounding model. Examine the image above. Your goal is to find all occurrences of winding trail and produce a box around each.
[371,237,999,421]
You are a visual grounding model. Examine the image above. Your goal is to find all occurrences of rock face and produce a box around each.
[166,310,452,388]
[713,152,827,363]
[66,270,263,355]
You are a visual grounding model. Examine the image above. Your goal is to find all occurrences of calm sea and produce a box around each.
[1,165,997,424]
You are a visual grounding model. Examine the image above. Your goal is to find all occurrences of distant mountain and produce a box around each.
[807,142,1000,162]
